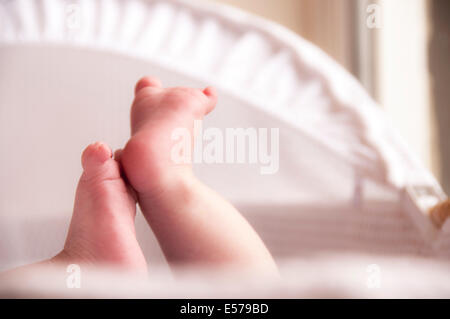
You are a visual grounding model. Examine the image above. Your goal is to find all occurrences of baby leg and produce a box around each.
[57,142,147,273]
[2,142,148,277]
[120,77,277,274]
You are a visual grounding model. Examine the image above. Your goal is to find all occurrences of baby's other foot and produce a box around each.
[119,78,277,273]
[121,76,217,200]
[54,142,147,274]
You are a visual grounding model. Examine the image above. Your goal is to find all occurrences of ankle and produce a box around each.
[137,171,200,214]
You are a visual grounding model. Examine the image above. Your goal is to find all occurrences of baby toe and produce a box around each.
[202,86,217,114]
[81,142,114,175]
[134,76,162,95]
[82,141,111,166]
[114,148,123,162]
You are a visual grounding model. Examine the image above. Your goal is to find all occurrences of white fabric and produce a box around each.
[1,254,450,298]
[0,0,448,297]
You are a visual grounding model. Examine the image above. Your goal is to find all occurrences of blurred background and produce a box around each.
[210,0,450,194]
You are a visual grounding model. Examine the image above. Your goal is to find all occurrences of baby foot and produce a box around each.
[53,142,147,274]
[121,76,217,200]
[119,77,276,273]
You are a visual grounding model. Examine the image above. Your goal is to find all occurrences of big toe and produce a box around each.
[134,76,162,95]
[81,142,119,180]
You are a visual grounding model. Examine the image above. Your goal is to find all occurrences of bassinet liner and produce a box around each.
[0,0,449,294]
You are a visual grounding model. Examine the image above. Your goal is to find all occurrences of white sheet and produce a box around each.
[0,0,448,297]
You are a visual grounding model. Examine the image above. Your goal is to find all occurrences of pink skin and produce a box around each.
[53,142,147,274]
[120,77,278,273]
[122,77,217,197]
[2,77,276,277]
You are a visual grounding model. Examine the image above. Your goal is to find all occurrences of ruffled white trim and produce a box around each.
[0,0,437,190]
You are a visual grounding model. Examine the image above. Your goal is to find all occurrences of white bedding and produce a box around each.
[0,0,448,297]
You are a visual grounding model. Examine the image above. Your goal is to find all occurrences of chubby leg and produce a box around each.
[54,142,147,274]
[120,77,277,274]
